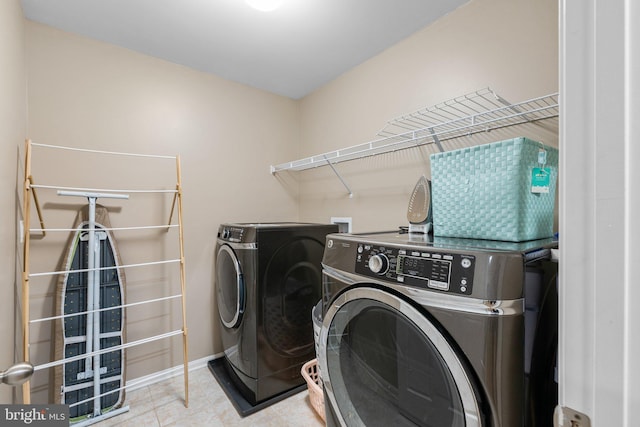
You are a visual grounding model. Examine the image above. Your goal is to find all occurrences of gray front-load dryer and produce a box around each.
[318,231,557,426]
[214,222,338,409]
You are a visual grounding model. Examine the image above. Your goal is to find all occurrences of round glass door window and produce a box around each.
[216,245,245,329]
[324,289,481,426]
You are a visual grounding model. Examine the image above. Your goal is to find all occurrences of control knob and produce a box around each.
[368,254,389,275]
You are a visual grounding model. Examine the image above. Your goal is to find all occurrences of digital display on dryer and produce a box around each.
[397,256,451,290]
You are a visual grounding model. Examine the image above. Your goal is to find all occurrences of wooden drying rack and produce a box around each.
[20,139,190,415]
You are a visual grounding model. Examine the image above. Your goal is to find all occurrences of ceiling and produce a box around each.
[21,0,469,99]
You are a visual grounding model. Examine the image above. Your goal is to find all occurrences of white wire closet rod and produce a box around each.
[30,184,177,194]
[30,224,180,233]
[270,89,559,173]
[30,142,177,160]
[33,330,184,372]
[29,258,180,278]
[29,294,183,324]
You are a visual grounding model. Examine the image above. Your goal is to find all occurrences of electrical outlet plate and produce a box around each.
[554,406,591,427]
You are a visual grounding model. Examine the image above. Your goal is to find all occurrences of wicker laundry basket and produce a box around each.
[301,359,325,421]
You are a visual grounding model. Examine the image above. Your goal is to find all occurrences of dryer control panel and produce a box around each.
[218,226,244,242]
[355,243,476,295]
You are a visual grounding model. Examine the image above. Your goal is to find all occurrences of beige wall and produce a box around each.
[23,21,300,402]
[296,0,559,232]
[0,0,26,404]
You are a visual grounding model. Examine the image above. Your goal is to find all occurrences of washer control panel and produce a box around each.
[355,243,476,295]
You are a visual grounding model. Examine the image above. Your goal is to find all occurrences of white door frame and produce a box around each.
[559,0,639,425]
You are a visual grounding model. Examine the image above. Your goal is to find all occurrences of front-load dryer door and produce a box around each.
[320,287,484,427]
[216,244,245,329]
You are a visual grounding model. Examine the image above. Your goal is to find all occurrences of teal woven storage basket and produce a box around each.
[430,137,558,242]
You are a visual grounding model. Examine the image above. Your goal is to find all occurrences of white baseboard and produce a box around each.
[126,353,223,392]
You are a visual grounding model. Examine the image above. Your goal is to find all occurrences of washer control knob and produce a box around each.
[222,229,230,239]
[368,254,389,275]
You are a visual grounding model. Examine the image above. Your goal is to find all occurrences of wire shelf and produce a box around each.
[270,88,559,173]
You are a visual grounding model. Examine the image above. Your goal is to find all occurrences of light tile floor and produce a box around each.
[100,366,325,426]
